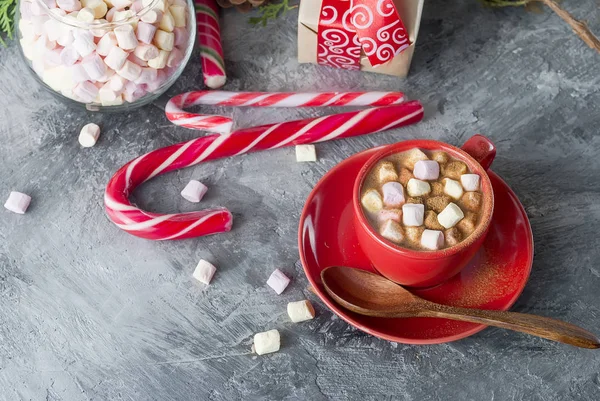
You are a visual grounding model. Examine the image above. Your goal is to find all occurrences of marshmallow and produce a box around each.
[77,7,95,22]
[73,81,99,102]
[20,2,34,19]
[104,45,128,70]
[98,82,119,102]
[413,160,440,181]
[32,58,46,76]
[141,9,162,24]
[380,220,404,244]
[169,5,186,28]
[460,174,480,191]
[123,81,146,102]
[20,39,36,61]
[45,49,63,66]
[114,24,138,50]
[361,189,383,213]
[70,64,89,82]
[253,330,280,355]
[4,192,32,214]
[35,35,56,53]
[266,269,290,295]
[90,19,110,37]
[376,208,402,224]
[406,178,431,197]
[382,182,405,207]
[376,161,398,183]
[31,15,49,36]
[443,161,468,180]
[128,53,148,66]
[147,49,168,68]
[78,122,101,147]
[112,9,134,22]
[96,32,117,56]
[287,300,316,323]
[109,74,127,91]
[95,68,115,83]
[133,43,159,60]
[173,26,187,47]
[180,180,208,203]
[90,0,108,17]
[81,53,107,80]
[101,95,124,106]
[437,203,464,229]
[110,0,132,8]
[153,29,174,51]
[116,60,142,80]
[143,0,165,12]
[421,229,444,250]
[145,70,166,92]
[43,66,68,91]
[166,47,183,67]
[57,30,75,47]
[443,178,463,200]
[56,0,82,12]
[18,20,36,41]
[131,0,143,12]
[105,6,118,21]
[402,148,429,169]
[60,46,80,65]
[402,203,424,227]
[192,259,217,285]
[158,10,175,32]
[295,144,317,162]
[43,19,62,42]
[72,32,96,57]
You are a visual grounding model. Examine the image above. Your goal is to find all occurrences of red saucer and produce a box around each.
[298,147,534,344]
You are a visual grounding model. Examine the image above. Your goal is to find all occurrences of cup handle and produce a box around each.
[461,134,496,171]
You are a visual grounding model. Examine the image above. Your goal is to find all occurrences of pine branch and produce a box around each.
[249,0,297,27]
[0,0,17,47]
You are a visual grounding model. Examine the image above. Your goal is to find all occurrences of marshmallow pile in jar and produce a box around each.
[17,0,195,111]
[361,148,484,251]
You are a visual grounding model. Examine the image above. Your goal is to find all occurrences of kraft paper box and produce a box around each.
[298,0,424,77]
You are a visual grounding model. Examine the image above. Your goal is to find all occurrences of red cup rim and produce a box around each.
[353,139,495,260]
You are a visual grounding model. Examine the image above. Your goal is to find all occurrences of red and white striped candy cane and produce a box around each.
[165,91,407,134]
[195,0,226,89]
[105,97,424,241]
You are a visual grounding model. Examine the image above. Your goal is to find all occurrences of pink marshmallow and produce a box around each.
[105,7,118,22]
[127,53,147,67]
[81,53,107,80]
[133,44,159,61]
[73,81,98,103]
[173,27,187,47]
[109,75,127,92]
[70,63,90,83]
[134,67,157,84]
[104,46,129,70]
[376,209,402,224]
[60,46,80,66]
[131,0,143,12]
[56,0,82,12]
[72,31,96,57]
[45,49,63,66]
[111,0,132,9]
[43,19,62,42]
[145,70,166,92]
[122,82,146,102]
[413,160,440,181]
[266,269,290,295]
[4,191,32,214]
[382,182,405,207]
[96,32,117,56]
[180,180,208,203]
[136,22,157,45]
[57,30,75,47]
[166,47,183,68]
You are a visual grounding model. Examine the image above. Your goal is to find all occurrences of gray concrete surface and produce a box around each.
[1,1,600,400]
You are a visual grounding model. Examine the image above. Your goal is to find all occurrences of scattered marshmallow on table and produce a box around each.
[4,192,32,214]
[253,329,280,355]
[287,300,316,323]
[413,160,440,181]
[402,203,424,227]
[180,180,208,203]
[267,269,290,295]
[461,174,480,191]
[192,259,217,285]
[421,229,444,250]
[295,144,317,162]
[78,123,101,147]
[407,178,431,197]
[437,202,465,229]
[443,178,464,200]
[382,182,405,207]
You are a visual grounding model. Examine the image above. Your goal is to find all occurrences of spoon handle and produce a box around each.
[419,304,599,349]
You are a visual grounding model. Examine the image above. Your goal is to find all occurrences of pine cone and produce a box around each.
[216,0,269,12]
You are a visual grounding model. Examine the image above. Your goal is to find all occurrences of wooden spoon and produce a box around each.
[321,266,600,349]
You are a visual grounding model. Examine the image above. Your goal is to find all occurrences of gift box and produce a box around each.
[298,0,424,77]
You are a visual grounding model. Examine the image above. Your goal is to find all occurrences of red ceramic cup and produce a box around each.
[353,134,496,288]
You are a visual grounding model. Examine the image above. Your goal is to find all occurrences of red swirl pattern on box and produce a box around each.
[317,0,410,70]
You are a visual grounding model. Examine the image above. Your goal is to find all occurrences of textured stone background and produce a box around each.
[1,1,600,400]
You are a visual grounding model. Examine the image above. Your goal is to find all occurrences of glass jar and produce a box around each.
[16,0,196,111]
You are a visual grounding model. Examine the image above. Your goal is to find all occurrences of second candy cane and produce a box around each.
[195,0,227,88]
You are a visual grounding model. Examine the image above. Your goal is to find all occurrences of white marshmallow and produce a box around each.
[104,46,129,70]
[295,144,317,162]
[402,203,424,227]
[90,19,110,37]
[70,63,90,82]
[153,29,174,51]
[134,44,159,61]
[287,300,315,323]
[461,174,480,192]
[31,15,49,36]
[421,229,444,250]
[19,20,36,41]
[98,82,118,102]
[45,49,63,66]
[166,47,183,68]
[382,182,405,207]
[78,123,100,147]
[57,30,75,47]
[180,180,208,203]
[4,192,32,214]
[73,81,98,103]
[110,0,132,9]
[413,160,440,181]
[437,203,465,229]
[88,0,107,18]
[72,32,96,57]
[77,7,95,22]
[114,24,138,50]
[56,0,82,12]
[112,9,134,22]
[406,178,431,197]
[361,189,383,213]
[60,46,80,66]
[43,19,61,42]
[402,148,429,169]
[158,10,175,32]
[253,330,280,355]
[147,49,169,69]
[379,219,404,243]
[101,95,124,106]
[20,39,36,61]
[143,0,165,12]
[43,66,67,91]
[81,53,107,80]
[266,269,290,295]
[109,75,127,91]
[35,35,56,53]
[169,5,186,28]
[95,68,115,83]
[96,32,117,56]
[117,60,142,80]
[443,178,464,200]
[128,53,148,66]
[192,259,217,285]
[136,21,157,44]
[141,9,162,24]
